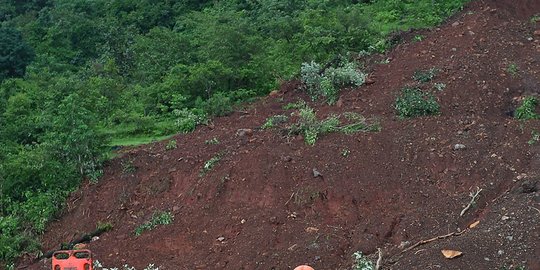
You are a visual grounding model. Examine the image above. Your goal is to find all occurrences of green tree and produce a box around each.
[44,93,107,178]
[0,27,35,81]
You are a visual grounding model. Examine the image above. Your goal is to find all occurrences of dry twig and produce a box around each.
[460,187,483,217]
[284,192,295,206]
[375,248,383,270]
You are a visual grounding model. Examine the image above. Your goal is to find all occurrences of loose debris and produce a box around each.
[441,249,463,259]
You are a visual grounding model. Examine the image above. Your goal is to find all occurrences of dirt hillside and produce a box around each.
[22,0,540,269]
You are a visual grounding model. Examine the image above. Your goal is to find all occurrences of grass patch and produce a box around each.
[108,135,174,147]
[515,96,539,120]
[134,211,174,236]
[395,87,440,118]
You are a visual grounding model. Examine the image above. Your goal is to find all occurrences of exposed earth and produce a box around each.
[19,0,540,269]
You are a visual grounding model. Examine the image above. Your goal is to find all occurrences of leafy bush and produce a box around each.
[301,60,366,104]
[203,92,233,117]
[134,211,174,236]
[325,62,366,88]
[300,61,323,100]
[515,96,539,120]
[395,87,440,118]
[173,108,207,133]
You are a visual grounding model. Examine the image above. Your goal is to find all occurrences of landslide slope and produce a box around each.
[26,0,540,269]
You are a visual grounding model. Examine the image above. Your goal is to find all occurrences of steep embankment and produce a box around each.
[26,0,540,269]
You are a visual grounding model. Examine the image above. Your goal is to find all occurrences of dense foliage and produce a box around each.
[0,0,468,265]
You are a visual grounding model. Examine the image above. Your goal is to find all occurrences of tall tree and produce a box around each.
[0,27,35,81]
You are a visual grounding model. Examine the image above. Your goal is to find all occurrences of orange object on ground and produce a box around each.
[52,249,93,270]
[294,265,314,270]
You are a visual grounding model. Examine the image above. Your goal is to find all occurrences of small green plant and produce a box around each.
[200,152,224,176]
[378,58,390,64]
[506,63,519,77]
[413,68,438,83]
[165,139,177,150]
[515,96,539,120]
[205,138,220,144]
[134,211,173,236]
[262,115,289,129]
[528,130,540,145]
[341,149,350,157]
[433,83,446,91]
[531,14,540,23]
[283,100,308,110]
[121,159,136,174]
[413,35,424,42]
[395,87,440,118]
[352,251,374,270]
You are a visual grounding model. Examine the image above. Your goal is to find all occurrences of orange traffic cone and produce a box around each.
[294,265,314,270]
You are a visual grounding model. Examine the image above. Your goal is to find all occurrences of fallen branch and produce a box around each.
[401,230,466,254]
[375,248,383,270]
[460,187,483,217]
[40,224,112,260]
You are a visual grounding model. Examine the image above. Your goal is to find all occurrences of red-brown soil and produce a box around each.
[20,0,540,269]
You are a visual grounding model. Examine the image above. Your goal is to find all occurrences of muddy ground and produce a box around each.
[20,0,540,269]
